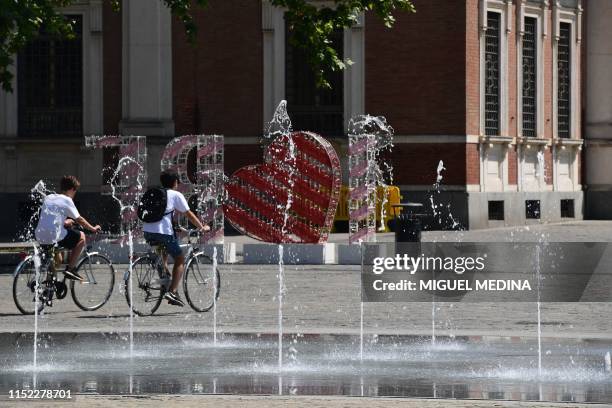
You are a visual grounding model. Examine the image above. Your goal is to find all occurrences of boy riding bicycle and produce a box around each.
[142,170,208,307]
[34,175,101,281]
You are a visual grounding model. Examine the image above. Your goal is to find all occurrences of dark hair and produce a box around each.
[160,170,180,189]
[60,175,80,192]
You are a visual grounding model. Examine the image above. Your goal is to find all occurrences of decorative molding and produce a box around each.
[553,141,581,192]
[506,0,513,33]
[518,137,551,146]
[397,185,471,192]
[576,0,583,44]
[542,0,549,37]
[553,1,560,41]
[262,0,275,31]
[480,0,488,32]
[394,135,481,144]
[517,0,525,36]
[479,135,514,145]
[89,0,103,33]
[553,138,584,147]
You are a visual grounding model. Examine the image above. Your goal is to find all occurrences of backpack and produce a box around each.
[137,187,171,223]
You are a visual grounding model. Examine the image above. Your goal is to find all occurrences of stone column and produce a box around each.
[120,0,174,185]
[585,0,612,218]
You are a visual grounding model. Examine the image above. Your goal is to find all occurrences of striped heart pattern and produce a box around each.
[224,131,341,243]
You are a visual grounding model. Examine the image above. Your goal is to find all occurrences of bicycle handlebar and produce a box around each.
[175,226,202,236]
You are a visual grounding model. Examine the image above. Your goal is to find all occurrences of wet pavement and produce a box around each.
[1,333,611,403]
[3,395,607,408]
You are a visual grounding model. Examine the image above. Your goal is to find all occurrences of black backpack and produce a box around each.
[137,187,171,223]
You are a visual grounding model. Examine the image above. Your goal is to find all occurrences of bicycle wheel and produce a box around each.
[183,253,220,312]
[70,253,115,311]
[12,257,45,315]
[124,256,164,316]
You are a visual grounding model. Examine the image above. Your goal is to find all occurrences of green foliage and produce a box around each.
[0,0,414,92]
[0,0,76,92]
[272,0,415,88]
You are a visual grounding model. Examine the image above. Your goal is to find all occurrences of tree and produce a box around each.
[0,0,415,92]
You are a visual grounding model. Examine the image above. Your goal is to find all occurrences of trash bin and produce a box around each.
[392,202,425,243]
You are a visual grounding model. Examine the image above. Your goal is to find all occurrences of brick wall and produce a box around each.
[224,145,265,176]
[103,2,122,134]
[392,143,467,185]
[466,0,480,137]
[465,0,480,186]
[365,0,467,136]
[508,146,517,185]
[466,143,480,185]
[545,146,553,185]
[172,0,263,137]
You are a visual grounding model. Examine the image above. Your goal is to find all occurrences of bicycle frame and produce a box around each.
[77,249,104,284]
[185,250,212,285]
[13,245,103,282]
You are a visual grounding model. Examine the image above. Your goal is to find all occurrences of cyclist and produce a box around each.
[34,175,101,281]
[143,170,208,307]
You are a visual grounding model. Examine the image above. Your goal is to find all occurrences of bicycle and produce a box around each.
[124,228,220,316]
[12,233,115,315]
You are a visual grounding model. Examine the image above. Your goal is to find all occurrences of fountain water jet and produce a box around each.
[32,244,41,378]
[265,100,295,395]
[128,230,134,362]
[213,246,218,346]
[347,115,394,243]
[359,301,364,362]
[277,244,284,395]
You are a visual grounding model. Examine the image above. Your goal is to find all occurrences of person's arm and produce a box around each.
[182,210,210,232]
[64,197,100,232]
[75,217,101,233]
[174,192,209,232]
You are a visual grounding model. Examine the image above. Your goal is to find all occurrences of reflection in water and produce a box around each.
[1,333,611,403]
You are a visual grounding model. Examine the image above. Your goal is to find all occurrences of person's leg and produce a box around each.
[162,253,169,274]
[59,230,85,281]
[160,235,185,306]
[67,231,85,270]
[169,254,185,293]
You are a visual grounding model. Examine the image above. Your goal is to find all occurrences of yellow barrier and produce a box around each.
[334,185,403,232]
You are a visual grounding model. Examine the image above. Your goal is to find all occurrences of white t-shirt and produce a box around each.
[35,194,81,244]
[143,189,190,236]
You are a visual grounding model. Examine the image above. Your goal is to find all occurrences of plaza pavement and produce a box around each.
[1,221,611,407]
[2,394,610,408]
[0,221,611,339]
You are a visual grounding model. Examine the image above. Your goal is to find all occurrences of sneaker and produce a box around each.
[164,290,185,307]
[63,267,83,281]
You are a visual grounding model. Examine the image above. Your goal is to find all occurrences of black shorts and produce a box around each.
[57,229,81,249]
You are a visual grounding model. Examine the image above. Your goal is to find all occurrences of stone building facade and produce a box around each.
[0,0,606,240]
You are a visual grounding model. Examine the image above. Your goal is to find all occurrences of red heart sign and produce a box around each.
[224,131,341,243]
